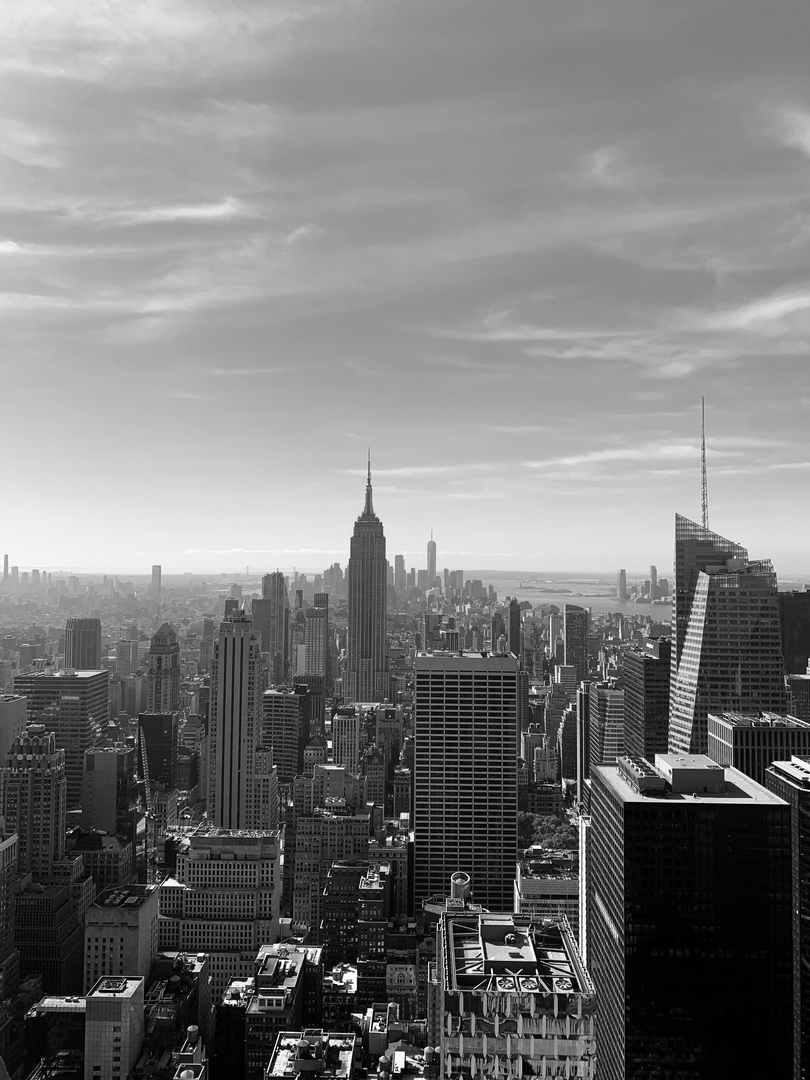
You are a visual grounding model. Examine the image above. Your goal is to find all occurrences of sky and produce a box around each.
[2,0,810,576]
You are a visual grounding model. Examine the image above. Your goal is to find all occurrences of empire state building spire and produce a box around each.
[364,448,374,516]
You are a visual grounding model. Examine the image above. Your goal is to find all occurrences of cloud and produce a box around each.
[702,289,810,331]
[79,197,248,227]
[774,105,810,159]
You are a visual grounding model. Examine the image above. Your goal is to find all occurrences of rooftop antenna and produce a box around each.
[701,396,709,530]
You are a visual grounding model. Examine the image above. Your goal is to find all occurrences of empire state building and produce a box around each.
[345,459,388,703]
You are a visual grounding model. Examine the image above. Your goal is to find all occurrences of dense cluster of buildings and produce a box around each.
[2,480,810,1078]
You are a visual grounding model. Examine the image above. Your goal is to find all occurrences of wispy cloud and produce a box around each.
[79,197,249,227]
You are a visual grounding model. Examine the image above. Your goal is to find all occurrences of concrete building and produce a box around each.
[345,461,388,704]
[13,669,109,808]
[0,725,66,876]
[69,832,134,889]
[83,976,145,1080]
[332,707,361,775]
[246,945,325,1080]
[262,690,306,784]
[413,653,518,913]
[430,901,596,1080]
[788,673,810,722]
[83,883,159,992]
[588,753,792,1078]
[64,619,102,672]
[159,829,282,999]
[253,573,291,684]
[707,711,810,785]
[514,847,579,936]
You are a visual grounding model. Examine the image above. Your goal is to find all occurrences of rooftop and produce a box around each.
[87,976,143,1000]
[267,1031,356,1079]
[602,755,788,805]
[26,995,86,1017]
[442,912,592,997]
[92,884,157,908]
[517,849,578,880]
[709,711,810,730]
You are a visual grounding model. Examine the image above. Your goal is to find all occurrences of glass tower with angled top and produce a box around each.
[669,516,787,754]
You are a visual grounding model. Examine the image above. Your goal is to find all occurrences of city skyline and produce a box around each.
[2,2,810,572]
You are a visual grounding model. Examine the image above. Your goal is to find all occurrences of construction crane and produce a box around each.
[139,725,157,883]
[701,396,709,530]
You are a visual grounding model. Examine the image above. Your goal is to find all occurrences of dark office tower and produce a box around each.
[64,618,101,670]
[779,590,810,674]
[2,554,7,587]
[345,460,388,704]
[765,757,810,1080]
[13,669,108,809]
[649,564,657,597]
[672,514,747,676]
[564,604,589,685]
[0,726,66,877]
[137,712,179,788]
[588,682,625,769]
[394,554,406,593]
[622,638,670,760]
[208,614,274,830]
[490,612,506,651]
[413,653,517,912]
[145,622,180,713]
[508,598,522,660]
[669,553,787,755]
[589,754,792,1080]
[616,569,627,601]
[427,530,437,587]
[253,572,291,683]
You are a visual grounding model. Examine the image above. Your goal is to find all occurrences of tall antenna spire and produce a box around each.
[701,396,709,530]
[364,449,374,515]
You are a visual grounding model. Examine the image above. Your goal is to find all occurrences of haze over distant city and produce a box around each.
[2,0,810,573]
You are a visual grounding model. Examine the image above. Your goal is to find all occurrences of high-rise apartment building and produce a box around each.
[588,753,792,1079]
[413,653,517,912]
[145,623,180,713]
[331,706,361,775]
[345,462,388,704]
[150,563,162,603]
[252,573,291,683]
[0,725,66,876]
[64,618,102,671]
[508,597,521,659]
[622,637,670,760]
[588,682,625,769]
[789,673,810,722]
[707,711,810,785]
[564,604,589,686]
[669,545,787,755]
[765,756,810,1080]
[292,807,371,936]
[159,829,283,998]
[207,614,277,830]
[426,531,436,587]
[13,668,109,808]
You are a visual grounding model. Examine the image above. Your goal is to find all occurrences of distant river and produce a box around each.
[479,577,672,619]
